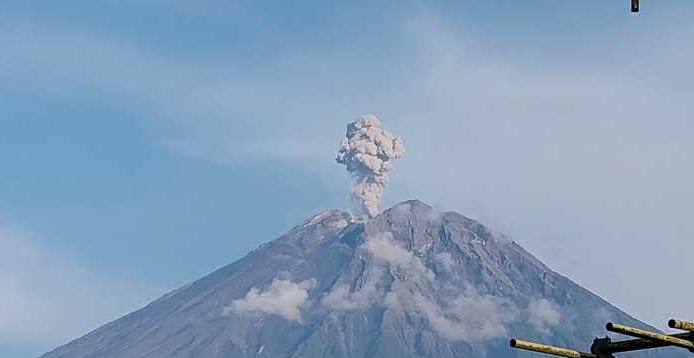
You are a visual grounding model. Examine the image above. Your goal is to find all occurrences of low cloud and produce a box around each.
[385,280,562,342]
[0,226,161,352]
[414,294,561,341]
[230,278,315,322]
[414,291,517,342]
[323,266,386,311]
[384,278,517,343]
[362,232,434,281]
[323,284,372,311]
[323,232,433,312]
[434,252,456,273]
[527,298,561,333]
[325,232,562,341]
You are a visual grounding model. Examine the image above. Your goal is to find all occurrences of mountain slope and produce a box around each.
[40,200,685,358]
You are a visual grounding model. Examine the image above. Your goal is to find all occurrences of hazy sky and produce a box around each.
[1,1,693,356]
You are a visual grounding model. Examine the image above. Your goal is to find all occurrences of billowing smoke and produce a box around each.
[336,115,405,218]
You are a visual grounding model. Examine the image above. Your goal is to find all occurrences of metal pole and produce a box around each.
[593,333,694,354]
[606,322,694,351]
[510,339,597,358]
[670,319,694,332]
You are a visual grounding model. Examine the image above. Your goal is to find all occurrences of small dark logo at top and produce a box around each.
[631,0,639,12]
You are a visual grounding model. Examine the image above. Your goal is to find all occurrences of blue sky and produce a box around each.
[1,1,693,357]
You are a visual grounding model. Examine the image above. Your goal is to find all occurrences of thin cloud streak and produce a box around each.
[0,225,163,352]
[1,8,692,332]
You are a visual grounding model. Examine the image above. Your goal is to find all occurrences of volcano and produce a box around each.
[40,200,685,358]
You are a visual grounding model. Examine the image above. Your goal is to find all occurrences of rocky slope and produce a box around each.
[40,200,685,358]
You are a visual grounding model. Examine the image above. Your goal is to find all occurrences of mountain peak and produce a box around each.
[381,199,437,220]
[299,209,352,229]
[389,199,434,211]
[40,202,685,358]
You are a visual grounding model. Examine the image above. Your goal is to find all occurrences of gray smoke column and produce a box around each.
[336,115,405,218]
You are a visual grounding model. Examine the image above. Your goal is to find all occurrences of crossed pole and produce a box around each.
[510,319,694,358]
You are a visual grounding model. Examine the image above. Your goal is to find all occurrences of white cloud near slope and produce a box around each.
[353,233,561,342]
[527,298,561,333]
[414,291,517,342]
[323,232,434,311]
[362,232,435,281]
[230,278,316,322]
[322,269,384,311]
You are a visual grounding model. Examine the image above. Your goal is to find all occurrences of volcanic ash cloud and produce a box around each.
[336,115,405,218]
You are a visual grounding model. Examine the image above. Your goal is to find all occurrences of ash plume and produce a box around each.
[336,115,405,217]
